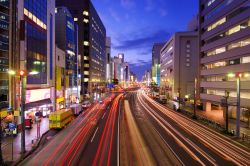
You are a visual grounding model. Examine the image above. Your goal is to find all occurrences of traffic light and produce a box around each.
[19,70,26,76]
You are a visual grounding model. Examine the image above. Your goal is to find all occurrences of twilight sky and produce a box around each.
[92,0,198,80]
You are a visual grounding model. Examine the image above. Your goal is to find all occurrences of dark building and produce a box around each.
[55,7,78,104]
[0,0,9,109]
[56,0,106,100]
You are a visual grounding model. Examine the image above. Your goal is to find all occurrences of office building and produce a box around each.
[55,46,66,109]
[55,7,78,105]
[0,0,10,111]
[199,0,250,116]
[142,70,151,86]
[160,32,199,100]
[152,43,164,85]
[17,0,55,116]
[106,37,111,83]
[56,0,106,100]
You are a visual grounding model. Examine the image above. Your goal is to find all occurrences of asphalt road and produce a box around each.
[19,90,250,166]
[133,90,250,166]
[19,95,116,166]
[77,94,122,165]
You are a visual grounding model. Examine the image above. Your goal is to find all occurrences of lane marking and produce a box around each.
[91,127,99,143]
[102,112,106,119]
[117,99,121,166]
[152,127,185,166]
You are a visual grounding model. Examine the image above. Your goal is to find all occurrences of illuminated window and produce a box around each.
[84,71,89,75]
[83,11,89,16]
[241,38,250,47]
[207,17,226,31]
[242,56,250,64]
[207,47,226,56]
[84,56,88,60]
[84,78,89,82]
[74,18,78,21]
[28,11,33,19]
[84,41,89,46]
[84,64,89,68]
[227,25,241,35]
[83,18,89,23]
[24,8,28,16]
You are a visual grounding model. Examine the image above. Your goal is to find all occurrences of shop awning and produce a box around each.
[25,99,52,111]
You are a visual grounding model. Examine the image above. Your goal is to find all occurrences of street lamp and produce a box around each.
[8,70,39,155]
[228,72,249,137]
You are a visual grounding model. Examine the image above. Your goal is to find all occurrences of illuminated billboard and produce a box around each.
[26,88,51,103]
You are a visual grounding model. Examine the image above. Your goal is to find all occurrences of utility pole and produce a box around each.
[236,77,241,137]
[224,90,230,133]
[20,73,26,154]
[193,78,197,119]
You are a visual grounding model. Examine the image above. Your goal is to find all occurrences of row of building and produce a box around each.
[0,0,128,120]
[149,0,250,118]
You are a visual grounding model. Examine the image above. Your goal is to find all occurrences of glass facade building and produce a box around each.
[24,0,47,84]
[55,7,77,88]
[0,0,9,107]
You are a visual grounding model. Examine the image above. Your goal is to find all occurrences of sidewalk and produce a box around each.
[167,100,250,136]
[1,117,49,162]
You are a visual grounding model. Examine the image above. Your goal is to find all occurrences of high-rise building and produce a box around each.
[56,0,106,100]
[106,37,111,83]
[110,54,130,87]
[17,0,55,114]
[160,32,199,100]
[152,43,164,85]
[142,70,151,86]
[199,0,250,115]
[0,0,10,111]
[55,6,78,105]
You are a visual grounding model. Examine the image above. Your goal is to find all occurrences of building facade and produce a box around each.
[55,46,66,109]
[55,6,78,105]
[17,0,55,117]
[56,0,106,100]
[160,32,199,100]
[199,0,250,115]
[152,43,164,85]
[0,0,10,111]
[106,37,111,83]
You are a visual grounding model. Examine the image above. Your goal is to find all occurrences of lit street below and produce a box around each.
[19,90,250,166]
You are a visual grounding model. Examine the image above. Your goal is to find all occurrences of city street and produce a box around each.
[19,90,250,166]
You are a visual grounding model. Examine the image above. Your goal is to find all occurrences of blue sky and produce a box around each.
[92,0,198,79]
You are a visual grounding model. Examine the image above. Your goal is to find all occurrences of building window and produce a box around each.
[83,41,89,46]
[74,18,78,21]
[83,18,89,23]
[186,54,190,57]
[83,11,89,16]
[207,47,226,56]
[227,25,241,35]
[207,17,226,31]
[242,56,250,64]
[186,63,190,67]
[186,59,190,62]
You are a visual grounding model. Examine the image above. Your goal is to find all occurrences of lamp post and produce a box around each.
[224,90,230,134]
[228,72,249,137]
[8,70,39,155]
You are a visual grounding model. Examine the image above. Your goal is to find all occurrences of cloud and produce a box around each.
[121,0,136,9]
[129,60,152,80]
[113,29,170,51]
[108,8,121,22]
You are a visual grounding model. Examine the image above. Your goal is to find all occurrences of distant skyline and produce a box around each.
[92,0,198,79]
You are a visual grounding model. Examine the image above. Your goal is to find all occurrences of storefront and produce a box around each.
[25,88,52,118]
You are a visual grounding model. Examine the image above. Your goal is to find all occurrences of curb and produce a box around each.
[11,129,50,166]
